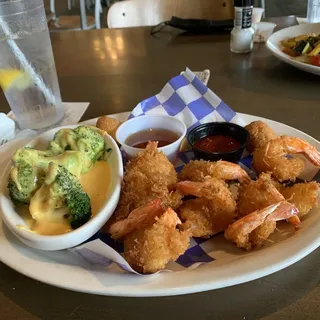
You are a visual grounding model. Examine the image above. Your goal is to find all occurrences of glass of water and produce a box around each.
[0,0,64,130]
[307,0,320,23]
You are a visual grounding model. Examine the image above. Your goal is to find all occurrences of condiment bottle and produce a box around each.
[230,0,254,54]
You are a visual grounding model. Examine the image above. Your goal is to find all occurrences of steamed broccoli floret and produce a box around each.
[8,125,104,208]
[7,163,40,204]
[8,148,84,205]
[66,189,92,229]
[12,148,83,177]
[30,163,91,229]
[12,147,50,166]
[47,126,105,172]
[48,129,78,155]
[73,126,105,162]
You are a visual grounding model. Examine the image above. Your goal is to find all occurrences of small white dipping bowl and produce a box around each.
[253,22,277,43]
[0,125,123,251]
[116,115,187,163]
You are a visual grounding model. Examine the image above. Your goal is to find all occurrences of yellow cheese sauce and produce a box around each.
[17,205,71,235]
[17,160,110,236]
[80,160,110,216]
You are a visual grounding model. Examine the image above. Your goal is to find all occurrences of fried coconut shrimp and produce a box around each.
[113,141,182,222]
[225,201,299,250]
[280,182,320,218]
[237,172,300,247]
[178,160,250,183]
[174,178,237,237]
[253,136,320,182]
[124,207,190,274]
[245,121,277,154]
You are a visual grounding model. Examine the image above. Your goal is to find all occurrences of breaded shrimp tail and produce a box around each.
[178,160,250,183]
[109,199,164,239]
[225,201,299,250]
[236,172,301,248]
[237,172,284,218]
[253,136,320,182]
[175,178,237,237]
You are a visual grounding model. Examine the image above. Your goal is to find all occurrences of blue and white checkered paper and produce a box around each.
[70,68,319,275]
[129,68,246,131]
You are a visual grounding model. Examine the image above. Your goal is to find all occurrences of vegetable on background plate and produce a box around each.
[281,33,320,66]
[310,55,320,66]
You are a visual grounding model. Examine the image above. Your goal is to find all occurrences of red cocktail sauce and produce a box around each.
[194,135,241,153]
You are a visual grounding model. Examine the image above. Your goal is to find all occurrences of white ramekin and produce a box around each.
[116,115,187,163]
[0,125,123,251]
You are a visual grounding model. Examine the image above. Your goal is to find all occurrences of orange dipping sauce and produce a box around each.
[126,129,179,149]
[194,135,241,153]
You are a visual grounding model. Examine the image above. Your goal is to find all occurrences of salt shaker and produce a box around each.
[230,0,255,54]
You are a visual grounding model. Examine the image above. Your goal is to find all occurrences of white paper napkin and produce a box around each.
[0,113,15,141]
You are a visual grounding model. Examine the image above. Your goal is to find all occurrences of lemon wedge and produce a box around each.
[0,68,32,91]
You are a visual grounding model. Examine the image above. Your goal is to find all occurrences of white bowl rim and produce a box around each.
[0,124,123,244]
[116,114,187,152]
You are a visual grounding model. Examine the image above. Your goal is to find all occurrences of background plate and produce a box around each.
[267,23,320,76]
[0,112,319,297]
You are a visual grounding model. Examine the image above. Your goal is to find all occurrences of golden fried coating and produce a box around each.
[124,208,190,274]
[245,121,277,154]
[178,160,250,183]
[96,116,122,140]
[179,199,213,237]
[175,178,237,237]
[113,142,181,222]
[248,220,276,248]
[253,136,320,182]
[225,201,298,250]
[280,182,319,218]
[237,173,284,218]
[179,197,236,238]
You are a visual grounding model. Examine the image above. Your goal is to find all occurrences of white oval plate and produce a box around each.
[266,23,320,76]
[0,112,319,297]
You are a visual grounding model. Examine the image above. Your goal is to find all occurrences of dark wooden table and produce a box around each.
[1,16,320,320]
